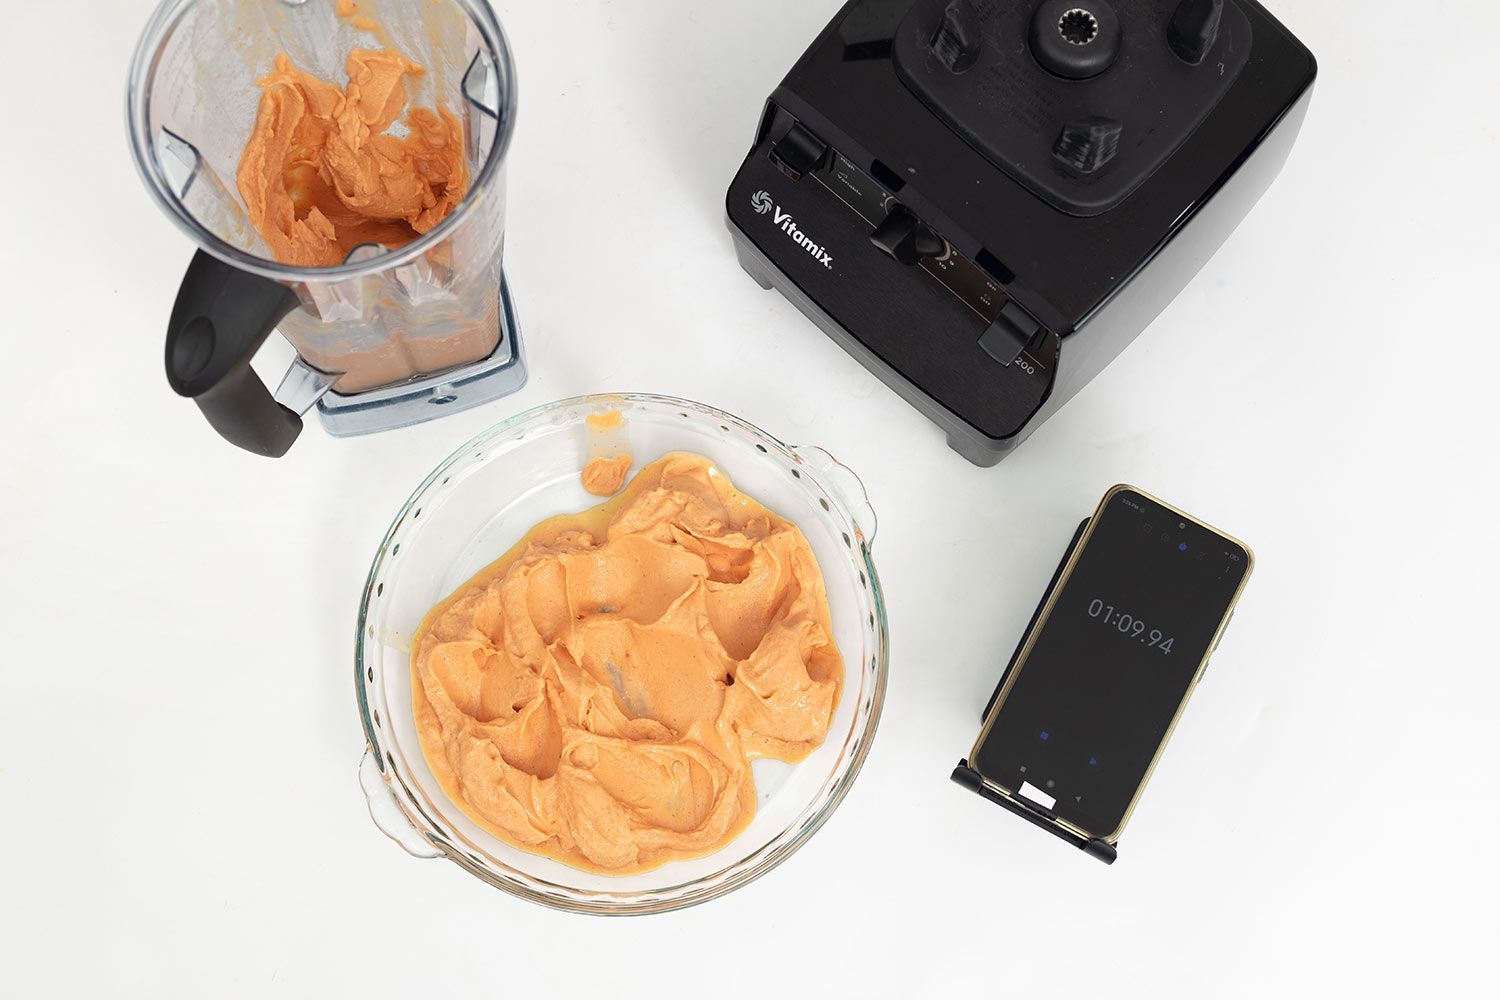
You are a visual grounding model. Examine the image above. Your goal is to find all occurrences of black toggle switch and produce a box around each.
[979,302,1041,367]
[931,0,983,73]
[1054,117,1123,174]
[769,122,829,181]
[1167,0,1224,65]
[870,205,946,266]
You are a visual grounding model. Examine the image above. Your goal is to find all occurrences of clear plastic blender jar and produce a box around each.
[128,0,522,457]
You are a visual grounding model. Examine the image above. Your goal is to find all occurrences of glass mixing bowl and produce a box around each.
[355,394,888,914]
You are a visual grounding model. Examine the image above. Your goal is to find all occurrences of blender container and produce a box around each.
[128,0,523,457]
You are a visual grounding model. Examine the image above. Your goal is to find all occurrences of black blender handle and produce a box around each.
[166,250,304,458]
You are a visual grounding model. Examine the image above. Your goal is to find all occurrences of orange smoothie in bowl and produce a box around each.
[410,453,844,874]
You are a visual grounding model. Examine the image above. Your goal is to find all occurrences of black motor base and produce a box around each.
[725,0,1315,467]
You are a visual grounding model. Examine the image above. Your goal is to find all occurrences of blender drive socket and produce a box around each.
[1030,0,1122,79]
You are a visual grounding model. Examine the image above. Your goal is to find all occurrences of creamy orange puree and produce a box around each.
[237,46,467,267]
[412,454,843,874]
[585,411,624,432]
[335,0,382,37]
[581,455,632,497]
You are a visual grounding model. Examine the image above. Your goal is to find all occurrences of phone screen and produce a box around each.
[971,488,1251,840]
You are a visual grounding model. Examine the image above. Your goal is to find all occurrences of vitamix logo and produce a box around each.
[751,191,834,269]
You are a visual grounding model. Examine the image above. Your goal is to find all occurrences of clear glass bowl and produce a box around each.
[355,394,888,914]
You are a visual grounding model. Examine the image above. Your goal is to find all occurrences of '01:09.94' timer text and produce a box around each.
[1087,599,1175,654]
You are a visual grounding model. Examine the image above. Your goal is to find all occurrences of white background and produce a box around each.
[2,0,1496,995]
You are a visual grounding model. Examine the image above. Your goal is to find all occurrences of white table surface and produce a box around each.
[3,0,1496,995]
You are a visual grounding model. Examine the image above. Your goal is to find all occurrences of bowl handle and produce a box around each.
[791,445,879,546]
[358,749,444,860]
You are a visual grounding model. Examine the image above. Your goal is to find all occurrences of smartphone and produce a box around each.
[968,486,1253,848]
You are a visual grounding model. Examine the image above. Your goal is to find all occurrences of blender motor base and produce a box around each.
[730,225,1011,468]
[315,273,528,438]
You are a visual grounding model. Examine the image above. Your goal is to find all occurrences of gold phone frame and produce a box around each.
[967,485,1255,844]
